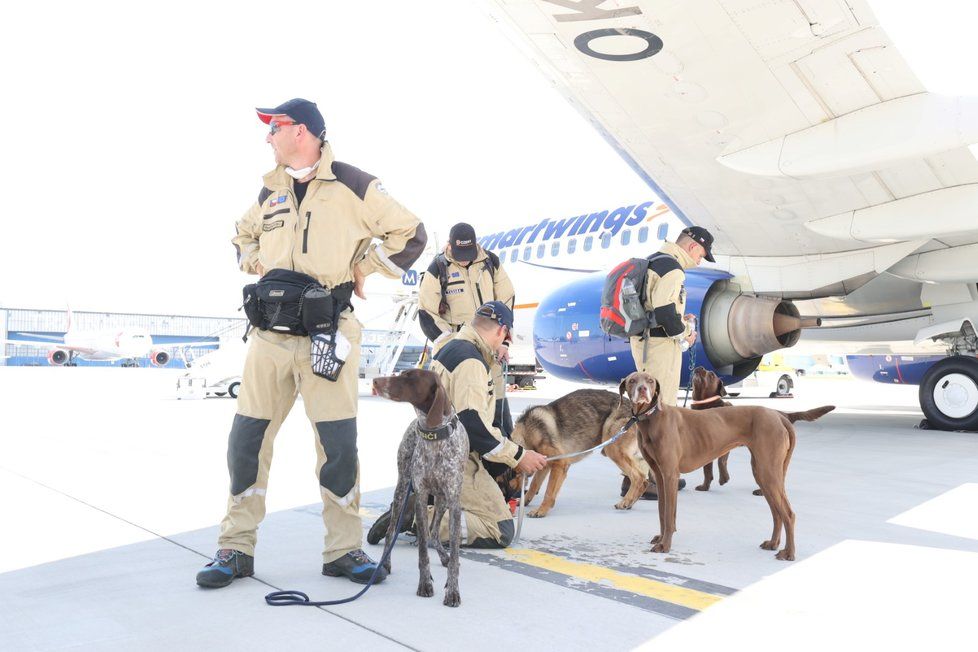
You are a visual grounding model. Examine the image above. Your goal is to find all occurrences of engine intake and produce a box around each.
[48,349,70,366]
[701,283,820,370]
[150,350,170,367]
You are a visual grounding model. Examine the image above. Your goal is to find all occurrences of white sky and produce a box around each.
[3,1,977,319]
[0,0,651,317]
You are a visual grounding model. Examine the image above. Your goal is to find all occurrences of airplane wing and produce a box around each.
[1,339,98,354]
[480,1,978,305]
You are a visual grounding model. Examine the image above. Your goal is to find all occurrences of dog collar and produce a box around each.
[632,404,658,421]
[416,412,458,442]
[690,395,722,406]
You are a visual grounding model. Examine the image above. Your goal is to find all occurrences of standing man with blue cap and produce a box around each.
[196,98,428,588]
[368,301,547,548]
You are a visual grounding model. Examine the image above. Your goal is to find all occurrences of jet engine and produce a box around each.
[48,349,70,366]
[533,270,818,386]
[149,350,171,367]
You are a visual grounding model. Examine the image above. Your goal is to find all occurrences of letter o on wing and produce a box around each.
[573,28,663,62]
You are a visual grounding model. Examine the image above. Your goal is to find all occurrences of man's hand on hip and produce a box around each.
[515,449,547,474]
[353,264,366,300]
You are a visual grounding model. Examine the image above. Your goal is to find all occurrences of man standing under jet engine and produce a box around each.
[625,226,715,499]
[196,98,427,588]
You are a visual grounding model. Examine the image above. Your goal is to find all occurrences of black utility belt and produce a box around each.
[242,269,354,338]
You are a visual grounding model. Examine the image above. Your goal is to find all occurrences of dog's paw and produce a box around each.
[651,542,670,553]
[614,499,633,510]
[759,540,778,551]
[694,484,709,491]
[527,508,548,518]
[752,488,763,496]
[650,534,661,544]
[775,549,795,561]
[443,590,461,607]
[417,581,434,598]
[382,559,392,573]
[719,474,730,485]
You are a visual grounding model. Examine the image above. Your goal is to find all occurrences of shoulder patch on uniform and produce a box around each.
[331,161,377,201]
[258,186,273,205]
[434,340,489,373]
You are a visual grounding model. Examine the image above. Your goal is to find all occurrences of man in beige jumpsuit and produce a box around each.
[368,302,547,547]
[196,98,427,588]
[417,223,516,431]
[624,226,714,499]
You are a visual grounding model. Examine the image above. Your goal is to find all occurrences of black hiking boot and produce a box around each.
[366,494,417,545]
[196,549,254,588]
[322,549,388,584]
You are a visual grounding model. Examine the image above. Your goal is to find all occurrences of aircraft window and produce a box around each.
[510,248,518,263]
[638,226,648,243]
[551,241,560,256]
[523,246,531,261]
[600,232,612,249]
[657,223,669,240]
[537,244,545,258]
[584,236,593,251]
[621,230,630,245]
[567,239,576,254]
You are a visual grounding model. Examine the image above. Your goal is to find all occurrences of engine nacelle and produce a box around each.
[149,350,170,367]
[700,281,820,372]
[48,349,70,366]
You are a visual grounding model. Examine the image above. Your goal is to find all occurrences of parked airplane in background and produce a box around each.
[479,0,978,431]
[2,309,212,367]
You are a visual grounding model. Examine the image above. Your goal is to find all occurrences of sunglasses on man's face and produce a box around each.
[269,120,297,135]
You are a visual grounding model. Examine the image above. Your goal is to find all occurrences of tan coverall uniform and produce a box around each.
[418,245,515,424]
[628,241,696,476]
[430,324,522,547]
[223,143,427,563]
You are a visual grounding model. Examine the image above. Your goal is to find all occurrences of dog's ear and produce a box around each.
[425,381,450,428]
[651,379,661,411]
[617,378,628,409]
[717,377,728,397]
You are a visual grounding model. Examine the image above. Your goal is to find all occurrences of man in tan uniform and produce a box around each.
[418,222,516,430]
[624,226,714,499]
[196,98,427,588]
[368,302,547,547]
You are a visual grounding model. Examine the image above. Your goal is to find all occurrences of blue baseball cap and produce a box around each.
[256,98,326,140]
[476,301,514,330]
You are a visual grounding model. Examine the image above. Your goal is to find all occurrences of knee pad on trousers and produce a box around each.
[316,418,358,497]
[227,414,271,496]
[469,519,514,549]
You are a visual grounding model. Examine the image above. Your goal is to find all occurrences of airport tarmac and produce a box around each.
[1,367,976,651]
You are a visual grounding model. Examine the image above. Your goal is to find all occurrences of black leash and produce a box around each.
[264,484,415,607]
[682,340,697,408]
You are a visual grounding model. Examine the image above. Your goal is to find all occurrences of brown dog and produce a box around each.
[689,366,732,492]
[499,389,646,518]
[372,369,466,607]
[621,371,834,561]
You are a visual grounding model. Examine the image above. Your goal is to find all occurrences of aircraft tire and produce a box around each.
[919,356,978,432]
[776,375,793,396]
[227,382,240,399]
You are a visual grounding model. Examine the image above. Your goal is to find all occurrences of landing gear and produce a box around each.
[918,356,978,432]
[227,382,240,399]
[769,374,793,398]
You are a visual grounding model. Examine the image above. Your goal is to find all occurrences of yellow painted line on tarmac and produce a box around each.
[504,548,722,611]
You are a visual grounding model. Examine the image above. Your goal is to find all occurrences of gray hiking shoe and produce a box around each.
[196,549,254,588]
[322,549,388,584]
[366,494,416,545]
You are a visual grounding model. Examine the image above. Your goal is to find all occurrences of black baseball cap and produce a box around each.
[476,301,514,330]
[256,98,326,140]
[680,226,716,262]
[449,222,478,262]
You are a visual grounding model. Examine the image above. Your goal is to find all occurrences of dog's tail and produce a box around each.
[779,405,835,423]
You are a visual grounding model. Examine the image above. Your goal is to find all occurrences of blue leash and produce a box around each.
[264,484,415,607]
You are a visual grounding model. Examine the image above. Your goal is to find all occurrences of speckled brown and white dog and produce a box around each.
[372,369,467,607]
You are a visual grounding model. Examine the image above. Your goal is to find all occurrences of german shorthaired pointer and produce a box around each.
[372,369,467,607]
